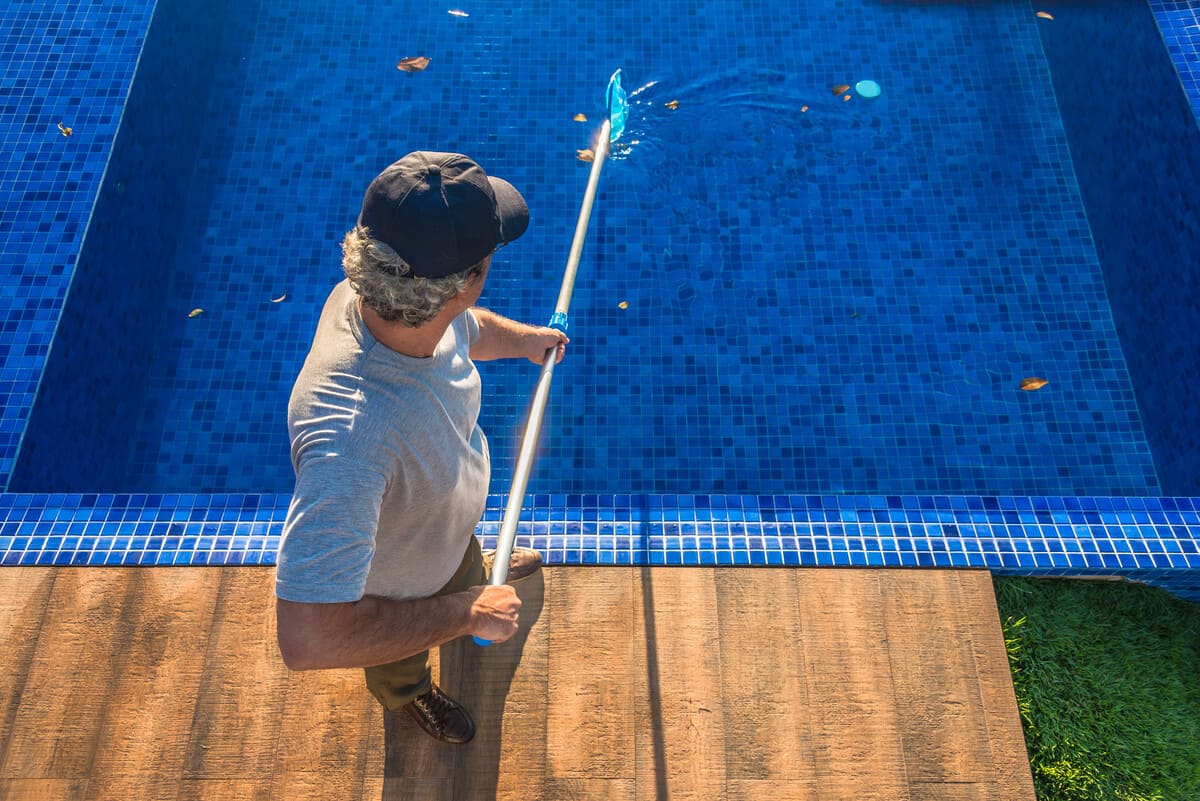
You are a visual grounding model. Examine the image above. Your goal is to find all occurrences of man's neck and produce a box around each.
[359,299,461,359]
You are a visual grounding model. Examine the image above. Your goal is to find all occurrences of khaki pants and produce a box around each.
[363,536,486,710]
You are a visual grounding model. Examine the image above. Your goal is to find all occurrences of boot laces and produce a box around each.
[414,689,453,733]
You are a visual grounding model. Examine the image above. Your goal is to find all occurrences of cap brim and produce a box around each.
[489,177,529,245]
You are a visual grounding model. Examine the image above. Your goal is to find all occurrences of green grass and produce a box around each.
[993,577,1200,801]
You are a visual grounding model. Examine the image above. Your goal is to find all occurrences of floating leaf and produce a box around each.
[576,148,594,162]
[188,308,204,318]
[396,56,431,72]
[801,105,809,113]
[57,122,72,137]
[270,293,287,303]
[666,99,679,110]
[573,113,587,122]
[832,84,850,95]
[448,8,469,16]
[1019,377,1049,391]
[1036,11,1054,19]
[618,301,629,310]
[843,94,852,102]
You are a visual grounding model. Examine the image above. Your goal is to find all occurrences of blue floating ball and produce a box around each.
[855,80,882,98]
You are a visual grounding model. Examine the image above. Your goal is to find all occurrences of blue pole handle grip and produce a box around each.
[473,636,492,647]
[548,311,569,334]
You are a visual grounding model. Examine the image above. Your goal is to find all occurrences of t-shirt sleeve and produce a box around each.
[463,307,481,345]
[275,453,388,603]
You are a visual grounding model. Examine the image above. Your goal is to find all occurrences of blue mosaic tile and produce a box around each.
[4,0,1184,497]
[0,0,157,482]
[0,1,1198,600]
[1149,0,1200,126]
[1039,0,1200,496]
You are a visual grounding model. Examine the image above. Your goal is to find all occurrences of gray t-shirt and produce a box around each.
[275,280,490,603]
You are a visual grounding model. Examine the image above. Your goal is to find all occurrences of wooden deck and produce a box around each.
[0,567,1035,801]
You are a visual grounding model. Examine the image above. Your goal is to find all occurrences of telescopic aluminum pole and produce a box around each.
[473,120,612,645]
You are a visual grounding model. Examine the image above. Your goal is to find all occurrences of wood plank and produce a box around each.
[1,570,140,779]
[364,571,553,801]
[178,779,269,801]
[727,779,819,801]
[376,685,454,783]
[909,781,995,801]
[270,772,367,801]
[183,569,288,779]
[0,569,56,770]
[0,779,88,801]
[270,664,375,800]
[716,569,815,781]
[448,569,549,801]
[546,568,638,780]
[879,570,994,787]
[487,569,550,801]
[543,778,636,800]
[360,777,382,801]
[89,570,222,782]
[361,777,449,801]
[637,568,727,801]
[633,567,668,801]
[796,569,912,801]
[359,699,386,784]
[960,573,1038,801]
[82,776,183,801]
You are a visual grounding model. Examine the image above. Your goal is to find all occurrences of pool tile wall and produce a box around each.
[1038,0,1200,497]
[1148,0,1200,126]
[0,0,156,484]
[4,0,1169,498]
[11,0,233,490]
[0,0,1198,601]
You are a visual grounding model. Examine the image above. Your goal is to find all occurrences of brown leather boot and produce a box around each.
[482,546,543,583]
[402,684,475,744]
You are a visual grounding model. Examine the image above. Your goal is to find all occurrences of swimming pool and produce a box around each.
[1,0,1198,599]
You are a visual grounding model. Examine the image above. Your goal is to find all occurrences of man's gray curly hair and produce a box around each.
[341,225,487,327]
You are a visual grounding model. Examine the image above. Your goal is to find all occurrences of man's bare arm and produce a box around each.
[469,307,568,363]
[276,583,520,671]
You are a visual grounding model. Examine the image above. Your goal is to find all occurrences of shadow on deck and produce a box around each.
[0,567,1035,800]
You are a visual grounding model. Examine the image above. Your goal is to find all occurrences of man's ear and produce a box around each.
[461,256,491,292]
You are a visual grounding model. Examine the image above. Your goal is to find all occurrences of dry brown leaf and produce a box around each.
[576,149,594,162]
[573,113,587,122]
[666,99,679,110]
[832,84,850,95]
[57,122,72,137]
[396,56,431,72]
[188,308,204,318]
[618,301,629,309]
[843,94,852,101]
[801,105,809,113]
[1036,11,1054,20]
[1019,377,1049,391]
[270,293,287,303]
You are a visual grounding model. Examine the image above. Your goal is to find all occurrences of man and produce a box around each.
[274,151,567,745]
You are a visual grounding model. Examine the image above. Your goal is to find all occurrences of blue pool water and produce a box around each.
[1,0,1199,599]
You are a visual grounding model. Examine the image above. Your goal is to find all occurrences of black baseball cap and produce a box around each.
[357,152,530,279]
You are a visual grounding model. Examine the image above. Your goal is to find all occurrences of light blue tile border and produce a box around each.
[1,493,1197,601]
